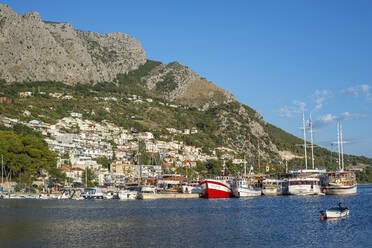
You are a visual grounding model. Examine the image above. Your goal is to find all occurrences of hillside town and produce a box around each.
[0,110,252,187]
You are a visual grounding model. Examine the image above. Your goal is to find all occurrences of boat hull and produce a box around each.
[182,185,202,194]
[234,188,261,197]
[321,208,350,219]
[288,185,322,195]
[288,178,322,195]
[118,191,138,200]
[201,180,232,198]
[262,188,283,196]
[326,184,357,195]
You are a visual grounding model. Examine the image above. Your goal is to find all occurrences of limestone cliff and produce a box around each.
[142,62,235,109]
[0,4,146,84]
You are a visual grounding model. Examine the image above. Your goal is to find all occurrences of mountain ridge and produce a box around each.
[0,4,371,171]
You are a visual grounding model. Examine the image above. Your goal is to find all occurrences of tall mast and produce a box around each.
[138,141,142,185]
[183,138,188,179]
[258,143,261,174]
[309,113,315,169]
[244,155,247,178]
[340,122,345,171]
[1,154,3,191]
[337,122,341,171]
[302,110,308,170]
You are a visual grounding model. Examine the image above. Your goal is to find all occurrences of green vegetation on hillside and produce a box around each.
[356,167,372,184]
[1,60,371,182]
[81,168,97,187]
[0,128,65,187]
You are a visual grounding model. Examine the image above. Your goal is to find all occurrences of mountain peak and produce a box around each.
[0,4,146,84]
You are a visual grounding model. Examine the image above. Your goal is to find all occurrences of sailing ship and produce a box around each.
[288,111,325,195]
[325,122,357,195]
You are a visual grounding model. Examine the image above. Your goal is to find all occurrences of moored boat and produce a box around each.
[287,169,326,196]
[325,171,357,195]
[83,187,104,200]
[232,178,261,197]
[182,180,202,194]
[262,178,288,196]
[325,123,357,195]
[119,187,139,200]
[200,176,233,198]
[288,177,322,195]
[320,204,350,219]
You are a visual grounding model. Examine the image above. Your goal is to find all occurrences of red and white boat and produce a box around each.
[200,176,233,198]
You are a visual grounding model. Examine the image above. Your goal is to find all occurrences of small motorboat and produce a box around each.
[320,203,350,220]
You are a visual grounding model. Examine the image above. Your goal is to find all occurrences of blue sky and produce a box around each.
[3,0,372,158]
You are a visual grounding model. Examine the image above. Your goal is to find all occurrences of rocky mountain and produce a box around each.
[0,4,146,84]
[142,61,235,109]
[0,4,233,109]
[0,4,370,169]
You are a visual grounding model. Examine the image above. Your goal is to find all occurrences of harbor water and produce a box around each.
[1,185,372,248]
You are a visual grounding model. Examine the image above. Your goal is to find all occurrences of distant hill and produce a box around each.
[0,4,371,172]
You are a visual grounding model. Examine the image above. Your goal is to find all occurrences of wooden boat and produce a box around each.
[326,171,357,195]
[326,123,357,195]
[320,207,350,219]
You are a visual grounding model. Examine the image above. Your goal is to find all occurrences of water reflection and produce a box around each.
[0,185,371,248]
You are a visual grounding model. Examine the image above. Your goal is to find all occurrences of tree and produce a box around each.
[95,156,110,169]
[225,160,241,176]
[204,159,223,176]
[48,166,67,186]
[81,167,97,187]
[0,131,58,187]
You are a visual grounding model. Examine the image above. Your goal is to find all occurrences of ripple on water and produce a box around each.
[0,185,372,248]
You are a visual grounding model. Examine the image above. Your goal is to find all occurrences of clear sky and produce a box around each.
[3,0,372,158]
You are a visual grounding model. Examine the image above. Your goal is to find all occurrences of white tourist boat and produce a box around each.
[288,175,322,196]
[182,180,202,194]
[232,178,261,197]
[83,187,104,200]
[288,112,326,196]
[118,187,139,200]
[138,185,157,200]
[325,122,357,195]
[262,179,288,196]
[326,171,357,195]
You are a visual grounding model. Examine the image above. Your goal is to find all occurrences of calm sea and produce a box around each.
[1,185,372,248]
